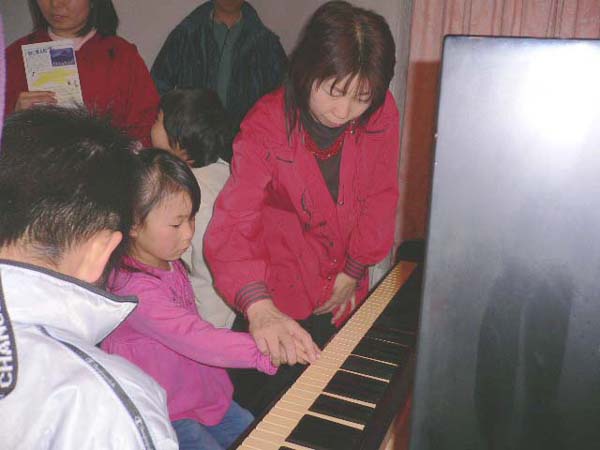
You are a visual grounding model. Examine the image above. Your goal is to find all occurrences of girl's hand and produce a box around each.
[15,91,57,111]
[314,272,358,323]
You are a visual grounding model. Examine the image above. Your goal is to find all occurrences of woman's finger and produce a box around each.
[332,300,349,323]
[290,324,320,363]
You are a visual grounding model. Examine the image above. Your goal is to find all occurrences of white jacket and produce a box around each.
[183,160,235,328]
[0,261,178,449]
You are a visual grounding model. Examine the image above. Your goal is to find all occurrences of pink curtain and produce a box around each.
[397,0,600,241]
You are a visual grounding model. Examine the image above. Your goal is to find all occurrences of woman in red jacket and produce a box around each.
[204,0,399,415]
[5,0,158,146]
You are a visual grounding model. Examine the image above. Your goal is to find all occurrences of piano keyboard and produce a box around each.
[237,261,420,450]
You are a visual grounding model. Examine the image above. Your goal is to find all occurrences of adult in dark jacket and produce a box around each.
[151,0,287,127]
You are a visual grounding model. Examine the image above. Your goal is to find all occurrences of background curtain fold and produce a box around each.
[397,0,600,242]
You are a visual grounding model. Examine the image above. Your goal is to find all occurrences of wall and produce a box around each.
[1,1,33,46]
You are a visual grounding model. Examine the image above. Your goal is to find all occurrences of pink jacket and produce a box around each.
[204,88,400,324]
[101,257,275,425]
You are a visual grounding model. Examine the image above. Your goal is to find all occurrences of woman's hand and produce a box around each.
[15,91,57,111]
[314,272,358,323]
[247,299,320,367]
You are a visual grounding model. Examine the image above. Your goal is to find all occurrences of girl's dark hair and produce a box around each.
[109,148,200,286]
[29,0,119,37]
[160,89,234,166]
[285,1,396,135]
[131,148,201,228]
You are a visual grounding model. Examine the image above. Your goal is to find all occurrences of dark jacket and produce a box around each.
[151,1,287,126]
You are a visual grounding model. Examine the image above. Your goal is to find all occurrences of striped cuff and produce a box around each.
[234,282,272,316]
[343,255,367,280]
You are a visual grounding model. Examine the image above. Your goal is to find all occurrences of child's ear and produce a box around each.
[73,230,122,283]
[175,145,194,166]
[130,220,146,238]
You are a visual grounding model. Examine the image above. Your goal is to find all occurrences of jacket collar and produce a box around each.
[0,260,137,344]
[195,1,264,30]
[27,28,103,49]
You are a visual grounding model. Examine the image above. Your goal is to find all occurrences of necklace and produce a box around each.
[304,121,356,160]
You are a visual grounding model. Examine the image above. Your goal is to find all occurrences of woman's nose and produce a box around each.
[332,98,352,120]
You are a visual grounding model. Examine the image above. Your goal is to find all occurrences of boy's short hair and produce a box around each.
[0,107,136,263]
[160,89,233,167]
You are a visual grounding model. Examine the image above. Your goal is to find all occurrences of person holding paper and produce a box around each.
[5,0,159,146]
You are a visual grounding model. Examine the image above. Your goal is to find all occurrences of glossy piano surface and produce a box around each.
[236,258,422,450]
[411,36,600,450]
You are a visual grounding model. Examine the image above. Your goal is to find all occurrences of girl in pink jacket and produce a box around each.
[102,149,276,450]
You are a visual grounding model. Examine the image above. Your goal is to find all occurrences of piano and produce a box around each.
[236,245,423,450]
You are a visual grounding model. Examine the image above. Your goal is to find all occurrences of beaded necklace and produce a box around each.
[304,120,356,161]
[305,129,345,160]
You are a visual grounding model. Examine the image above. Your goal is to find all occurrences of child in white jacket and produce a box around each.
[0,107,178,449]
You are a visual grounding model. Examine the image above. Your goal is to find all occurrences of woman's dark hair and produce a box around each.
[131,148,201,229]
[29,0,119,37]
[285,1,396,134]
[160,89,234,166]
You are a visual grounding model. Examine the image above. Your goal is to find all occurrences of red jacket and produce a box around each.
[204,88,400,324]
[5,30,158,146]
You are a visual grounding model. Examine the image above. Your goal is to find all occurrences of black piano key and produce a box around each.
[378,295,420,317]
[308,393,374,425]
[352,337,410,365]
[286,414,361,450]
[323,370,388,404]
[396,239,425,262]
[377,300,419,319]
[341,354,398,380]
[380,268,422,311]
[381,297,419,314]
[365,324,415,346]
